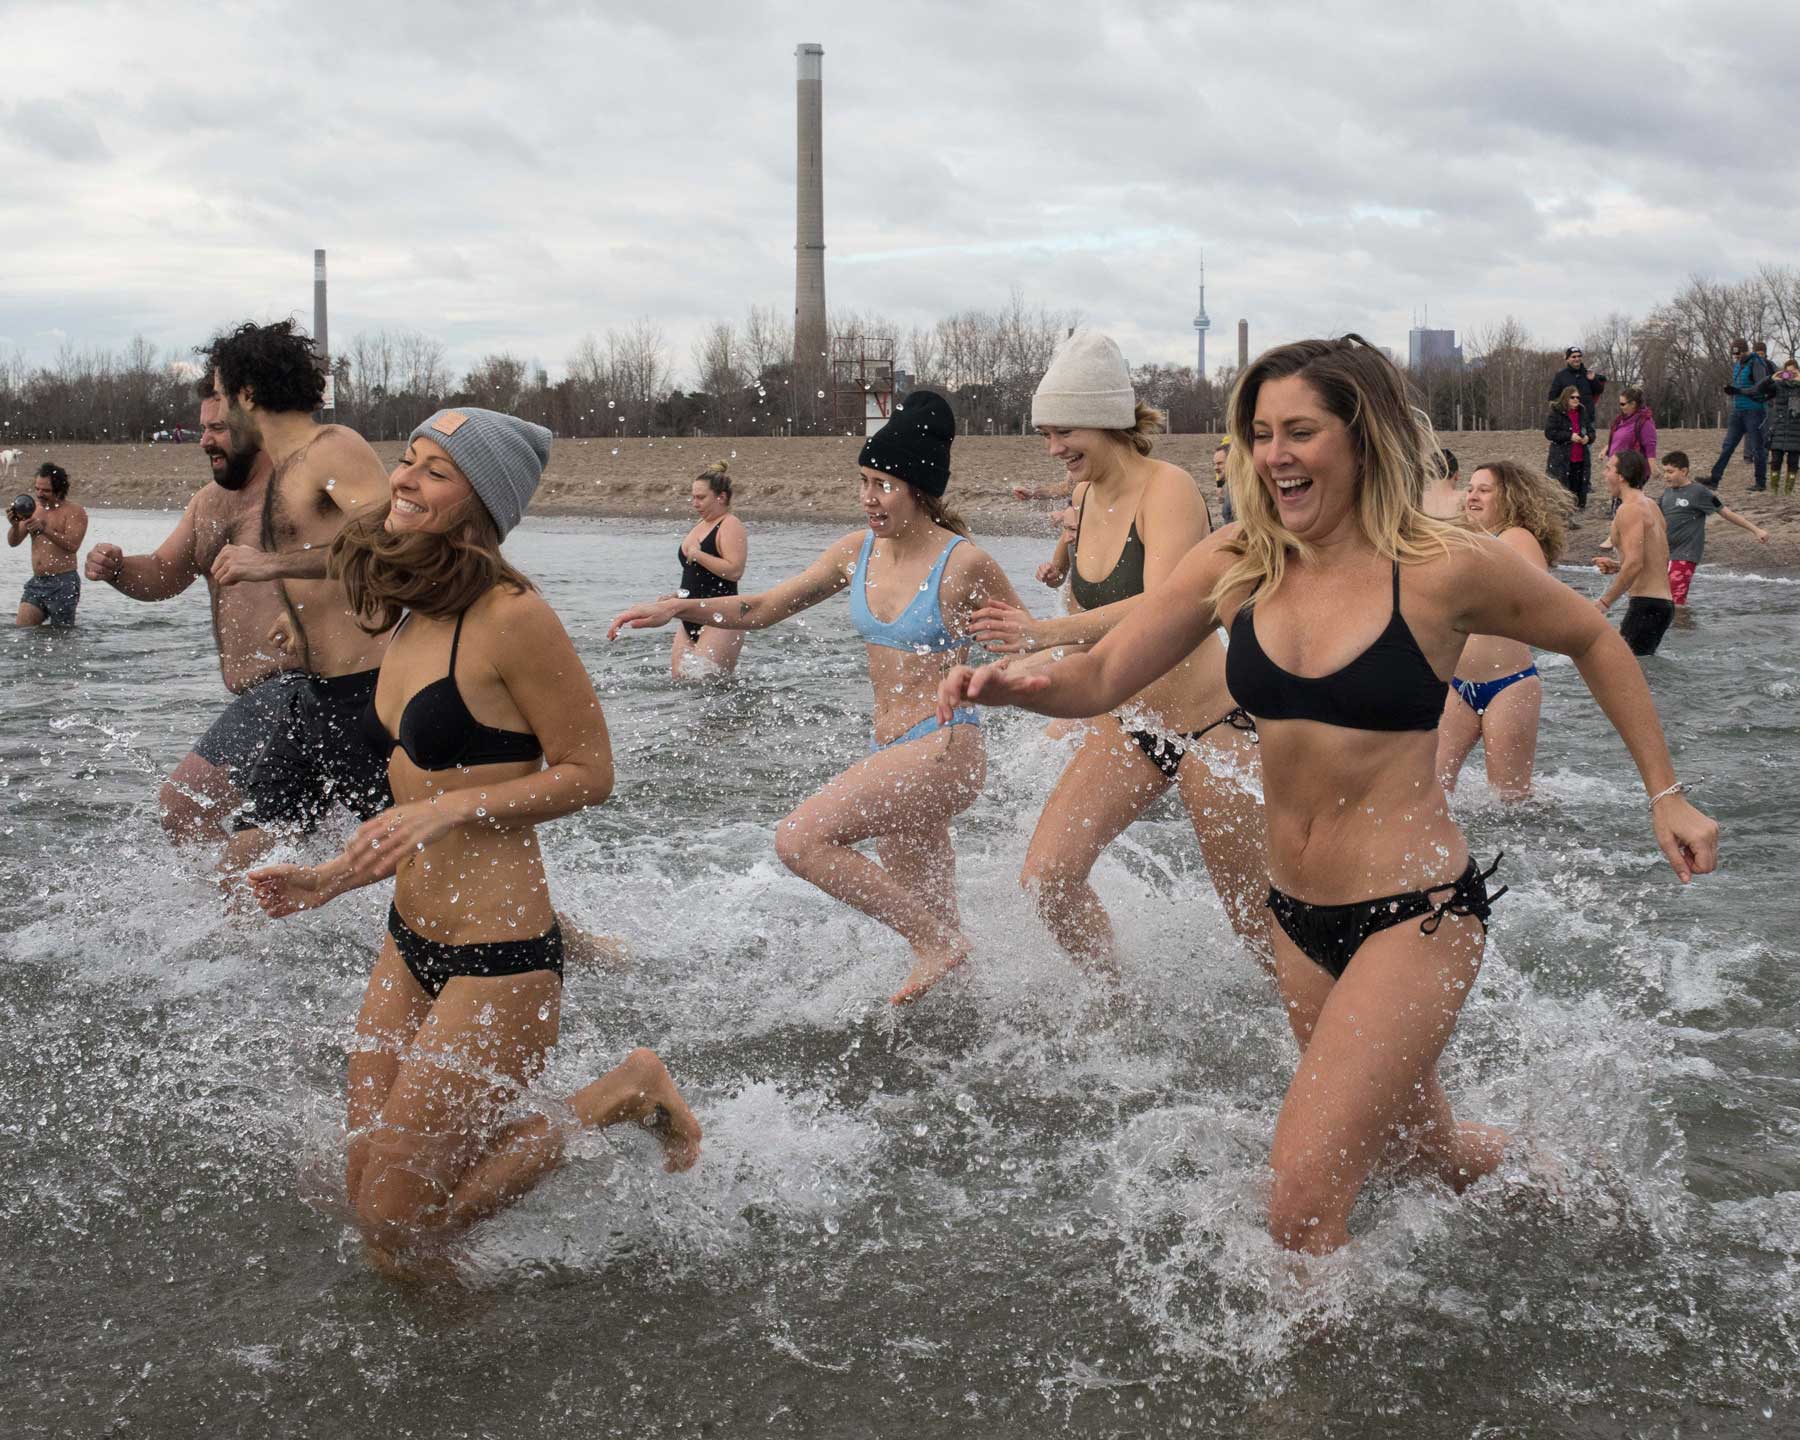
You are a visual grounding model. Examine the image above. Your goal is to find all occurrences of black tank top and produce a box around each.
[1225,562,1447,732]
[363,612,544,771]
[1068,488,1146,611]
[678,521,739,602]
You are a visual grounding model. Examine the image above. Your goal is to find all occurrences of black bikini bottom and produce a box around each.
[1267,854,1505,980]
[1126,707,1257,780]
[387,906,564,1000]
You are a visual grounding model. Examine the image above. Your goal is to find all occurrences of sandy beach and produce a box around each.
[15,428,1798,567]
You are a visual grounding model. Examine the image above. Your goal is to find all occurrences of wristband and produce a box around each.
[1647,781,1688,810]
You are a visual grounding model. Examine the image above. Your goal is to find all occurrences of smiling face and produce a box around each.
[1603,454,1624,498]
[1249,375,1358,543]
[1464,468,1502,532]
[1037,426,1116,487]
[859,467,924,536]
[199,394,258,491]
[387,436,476,534]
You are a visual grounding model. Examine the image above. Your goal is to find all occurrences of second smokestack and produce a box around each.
[1237,318,1249,371]
[794,43,827,382]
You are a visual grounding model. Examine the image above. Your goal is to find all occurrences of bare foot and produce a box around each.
[628,1049,703,1172]
[557,915,634,973]
[889,941,970,1006]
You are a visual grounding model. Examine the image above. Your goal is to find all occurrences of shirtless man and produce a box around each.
[201,320,394,858]
[85,381,304,840]
[1421,447,1463,520]
[1593,451,1674,657]
[9,463,89,626]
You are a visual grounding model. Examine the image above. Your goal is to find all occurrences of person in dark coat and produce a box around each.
[1762,357,1800,496]
[1547,345,1607,410]
[1545,385,1595,509]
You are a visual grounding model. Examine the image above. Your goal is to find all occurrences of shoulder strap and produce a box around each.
[1391,560,1402,611]
[448,610,467,675]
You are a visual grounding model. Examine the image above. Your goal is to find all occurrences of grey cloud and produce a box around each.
[6,98,109,163]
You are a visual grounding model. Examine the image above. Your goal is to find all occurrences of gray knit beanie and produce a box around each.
[409,407,551,538]
[1031,330,1137,430]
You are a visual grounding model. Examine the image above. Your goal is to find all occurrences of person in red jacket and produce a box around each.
[1545,386,1595,509]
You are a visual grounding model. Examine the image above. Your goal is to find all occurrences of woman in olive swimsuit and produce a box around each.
[968,332,1268,976]
[670,460,748,679]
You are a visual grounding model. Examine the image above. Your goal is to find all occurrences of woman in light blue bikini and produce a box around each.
[1436,459,1573,800]
[608,391,1022,1004]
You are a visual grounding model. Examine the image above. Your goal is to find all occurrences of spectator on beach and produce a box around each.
[1545,386,1595,509]
[1607,386,1658,473]
[1548,345,1606,410]
[1650,450,1770,605]
[1422,447,1462,519]
[1762,357,1800,497]
[8,463,88,626]
[1211,439,1235,525]
[1707,338,1775,491]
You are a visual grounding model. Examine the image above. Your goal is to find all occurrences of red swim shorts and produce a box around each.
[1668,559,1697,605]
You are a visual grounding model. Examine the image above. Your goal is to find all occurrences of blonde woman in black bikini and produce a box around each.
[671,460,748,679]
[248,408,700,1263]
[967,332,1268,976]
[941,337,1717,1254]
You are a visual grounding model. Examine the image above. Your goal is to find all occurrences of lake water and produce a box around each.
[3,512,1797,1437]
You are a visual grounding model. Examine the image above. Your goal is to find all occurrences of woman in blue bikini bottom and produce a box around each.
[609,391,1024,1005]
[1437,460,1573,801]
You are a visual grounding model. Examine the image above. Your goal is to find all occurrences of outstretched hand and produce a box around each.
[246,863,333,919]
[966,600,1038,654]
[936,661,1050,722]
[1653,794,1718,883]
[608,600,678,641]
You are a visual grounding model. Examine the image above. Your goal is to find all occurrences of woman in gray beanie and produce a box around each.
[609,390,1026,1005]
[966,331,1270,976]
[248,408,701,1263]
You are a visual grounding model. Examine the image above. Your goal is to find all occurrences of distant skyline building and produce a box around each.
[793,43,828,380]
[1192,257,1211,377]
[1408,323,1463,371]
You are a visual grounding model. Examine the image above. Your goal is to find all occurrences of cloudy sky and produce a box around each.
[4,0,1796,387]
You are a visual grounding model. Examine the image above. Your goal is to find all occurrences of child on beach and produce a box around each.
[1654,450,1769,605]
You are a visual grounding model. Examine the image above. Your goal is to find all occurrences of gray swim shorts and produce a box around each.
[20,569,80,624]
[192,669,308,776]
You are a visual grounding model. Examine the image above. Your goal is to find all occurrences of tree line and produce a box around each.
[4,269,1795,445]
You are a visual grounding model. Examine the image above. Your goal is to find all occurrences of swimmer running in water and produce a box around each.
[962,332,1269,974]
[609,390,1024,1004]
[940,336,1717,1255]
[1435,460,1574,800]
[669,460,748,679]
[250,409,699,1261]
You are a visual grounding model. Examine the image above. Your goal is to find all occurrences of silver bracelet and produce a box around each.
[1647,781,1689,809]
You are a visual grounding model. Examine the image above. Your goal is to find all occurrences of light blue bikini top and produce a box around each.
[849,532,966,653]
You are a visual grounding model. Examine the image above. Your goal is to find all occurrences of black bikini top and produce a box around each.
[1225,562,1447,732]
[363,611,544,771]
[1068,488,1147,611]
[677,520,738,600]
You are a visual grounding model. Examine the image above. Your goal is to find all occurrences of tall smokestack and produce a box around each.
[313,248,334,420]
[794,44,827,388]
[1237,318,1249,371]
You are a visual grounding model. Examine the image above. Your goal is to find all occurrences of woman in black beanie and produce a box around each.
[609,391,1024,1004]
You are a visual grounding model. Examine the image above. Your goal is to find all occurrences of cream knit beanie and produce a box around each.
[1031,330,1136,429]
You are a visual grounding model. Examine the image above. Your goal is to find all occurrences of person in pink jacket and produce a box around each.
[1607,386,1659,474]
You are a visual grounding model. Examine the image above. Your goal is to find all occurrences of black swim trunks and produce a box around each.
[193,670,307,777]
[1619,597,1675,657]
[233,668,393,833]
[20,570,80,625]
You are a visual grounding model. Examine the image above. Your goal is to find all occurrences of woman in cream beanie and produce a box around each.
[968,330,1271,974]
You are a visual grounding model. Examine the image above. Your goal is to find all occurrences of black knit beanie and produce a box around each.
[857,389,955,496]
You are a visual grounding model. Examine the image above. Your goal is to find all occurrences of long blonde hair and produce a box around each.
[1213,334,1474,609]
[1108,402,1166,457]
[1469,459,1573,566]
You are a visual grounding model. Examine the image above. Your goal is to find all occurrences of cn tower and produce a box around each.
[1192,255,1211,379]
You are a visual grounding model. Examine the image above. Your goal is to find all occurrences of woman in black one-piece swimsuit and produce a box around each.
[670,460,748,679]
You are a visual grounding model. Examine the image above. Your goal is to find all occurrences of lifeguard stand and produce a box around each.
[831,338,895,436]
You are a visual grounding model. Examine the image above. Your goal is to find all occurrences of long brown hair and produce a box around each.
[331,498,534,635]
[1470,460,1573,566]
[1106,402,1167,457]
[917,487,971,539]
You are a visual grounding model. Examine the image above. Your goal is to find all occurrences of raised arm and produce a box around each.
[1453,539,1716,880]
[940,530,1233,721]
[609,530,860,639]
[85,498,202,599]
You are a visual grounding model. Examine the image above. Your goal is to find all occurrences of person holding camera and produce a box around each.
[1707,338,1776,492]
[1547,345,1607,410]
[8,463,88,626]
